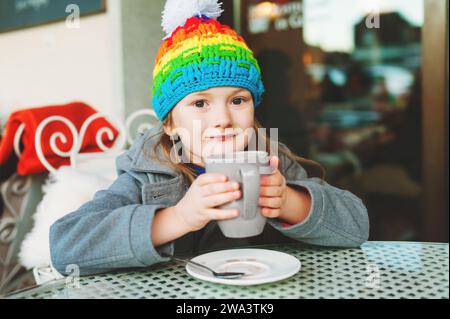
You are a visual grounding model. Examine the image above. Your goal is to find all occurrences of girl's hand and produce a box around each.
[259,156,287,219]
[174,173,241,232]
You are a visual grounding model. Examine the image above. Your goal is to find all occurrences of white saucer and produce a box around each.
[186,248,301,286]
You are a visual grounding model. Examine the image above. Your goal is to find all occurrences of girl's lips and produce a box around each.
[205,134,236,142]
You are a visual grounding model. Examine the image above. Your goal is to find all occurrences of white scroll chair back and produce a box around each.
[70,109,158,180]
[28,108,159,175]
[125,109,159,145]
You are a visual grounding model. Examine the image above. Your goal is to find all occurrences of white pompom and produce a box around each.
[161,0,223,38]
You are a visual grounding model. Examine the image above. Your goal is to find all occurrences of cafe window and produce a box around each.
[224,0,448,241]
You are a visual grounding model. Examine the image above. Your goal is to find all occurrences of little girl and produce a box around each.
[50,0,369,276]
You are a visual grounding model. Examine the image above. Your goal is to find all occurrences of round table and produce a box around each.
[5,241,449,299]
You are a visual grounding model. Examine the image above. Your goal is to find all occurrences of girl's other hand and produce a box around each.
[258,156,287,219]
[174,173,241,232]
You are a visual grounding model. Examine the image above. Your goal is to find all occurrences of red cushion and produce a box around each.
[0,101,119,175]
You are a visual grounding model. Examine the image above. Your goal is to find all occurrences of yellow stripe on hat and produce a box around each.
[154,33,251,75]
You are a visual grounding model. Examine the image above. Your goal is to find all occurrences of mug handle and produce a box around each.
[239,166,259,220]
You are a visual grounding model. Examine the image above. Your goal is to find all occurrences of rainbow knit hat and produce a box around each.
[152,0,265,121]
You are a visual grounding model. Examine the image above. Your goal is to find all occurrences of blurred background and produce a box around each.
[0,0,448,294]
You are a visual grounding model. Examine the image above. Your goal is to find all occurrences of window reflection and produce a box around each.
[241,0,424,241]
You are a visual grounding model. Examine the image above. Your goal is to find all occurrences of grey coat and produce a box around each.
[50,126,369,275]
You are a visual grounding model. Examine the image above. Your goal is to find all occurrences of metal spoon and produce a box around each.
[165,255,247,279]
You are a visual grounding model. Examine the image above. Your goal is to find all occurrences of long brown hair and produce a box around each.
[151,113,326,185]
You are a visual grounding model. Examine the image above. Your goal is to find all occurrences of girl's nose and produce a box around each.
[211,105,232,128]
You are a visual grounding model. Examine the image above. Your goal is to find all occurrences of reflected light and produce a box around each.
[303,52,313,65]
[359,0,394,14]
[251,1,279,19]
[302,0,423,53]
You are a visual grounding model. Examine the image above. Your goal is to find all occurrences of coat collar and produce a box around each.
[129,123,179,176]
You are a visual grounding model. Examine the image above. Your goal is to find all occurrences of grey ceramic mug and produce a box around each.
[205,151,274,238]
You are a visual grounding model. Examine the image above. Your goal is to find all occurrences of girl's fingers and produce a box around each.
[202,181,239,196]
[259,196,283,209]
[259,186,283,197]
[205,190,241,207]
[269,156,280,172]
[197,173,227,186]
[260,172,284,186]
[207,208,240,221]
[261,207,281,218]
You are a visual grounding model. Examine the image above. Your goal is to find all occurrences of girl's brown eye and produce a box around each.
[232,98,244,105]
[194,100,205,108]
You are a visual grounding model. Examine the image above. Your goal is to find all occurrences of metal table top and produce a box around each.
[4,241,449,299]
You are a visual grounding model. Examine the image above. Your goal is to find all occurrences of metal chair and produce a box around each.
[0,108,158,293]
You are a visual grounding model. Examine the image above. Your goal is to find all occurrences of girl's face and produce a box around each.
[166,86,254,164]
